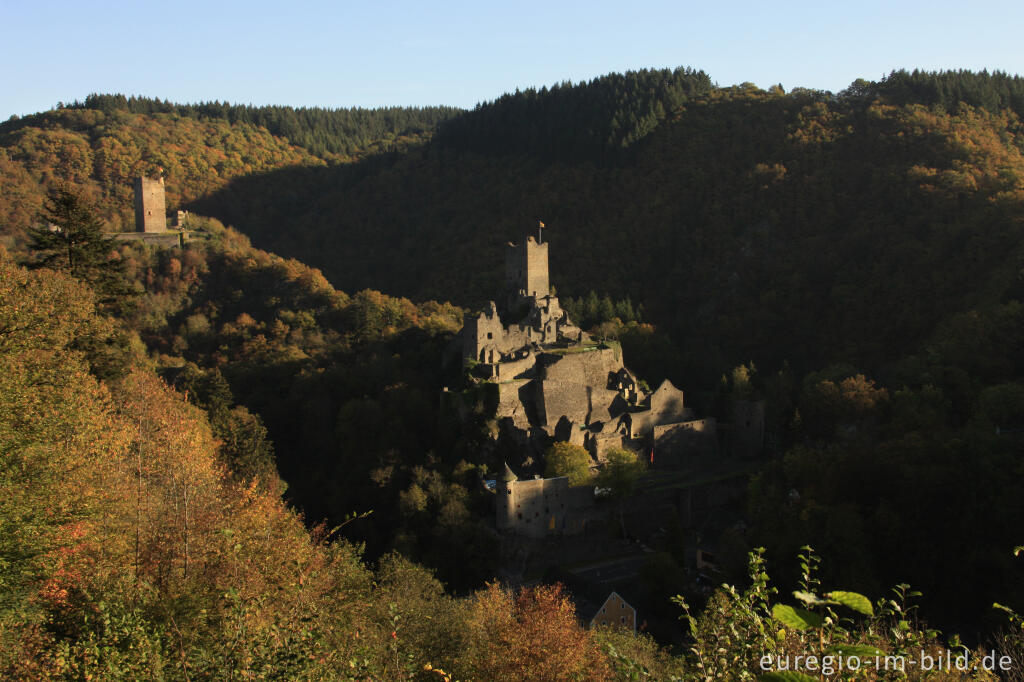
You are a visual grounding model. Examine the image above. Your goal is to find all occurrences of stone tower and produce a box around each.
[505,236,549,301]
[496,462,518,531]
[133,176,167,233]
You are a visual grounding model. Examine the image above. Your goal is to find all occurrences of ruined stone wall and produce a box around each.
[493,352,535,381]
[496,380,533,429]
[462,305,540,365]
[586,424,629,460]
[133,177,167,233]
[501,476,591,538]
[626,404,695,439]
[541,348,623,387]
[653,418,718,462]
[462,305,504,362]
[552,418,587,447]
[587,387,622,424]
[528,349,630,428]
[649,380,688,424]
[536,380,591,426]
[502,325,534,354]
[113,231,182,247]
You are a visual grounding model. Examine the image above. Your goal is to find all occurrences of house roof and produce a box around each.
[589,591,637,632]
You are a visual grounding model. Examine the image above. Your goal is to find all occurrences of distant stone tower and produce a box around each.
[505,235,549,303]
[133,176,167,233]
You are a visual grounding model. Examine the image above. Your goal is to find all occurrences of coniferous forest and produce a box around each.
[3,68,1024,679]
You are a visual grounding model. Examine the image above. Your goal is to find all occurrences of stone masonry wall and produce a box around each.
[133,176,167,233]
[500,475,591,538]
[505,236,549,299]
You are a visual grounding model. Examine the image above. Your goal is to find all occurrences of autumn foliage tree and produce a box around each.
[460,583,612,681]
[0,253,374,677]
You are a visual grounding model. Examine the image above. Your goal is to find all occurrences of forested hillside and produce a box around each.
[5,190,1023,679]
[4,69,1024,674]
[0,239,650,679]
[0,97,459,243]
[69,94,461,158]
[181,69,1024,634]
[109,216,504,592]
[188,69,1024,378]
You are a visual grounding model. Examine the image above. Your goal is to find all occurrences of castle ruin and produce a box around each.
[461,233,737,537]
[463,234,718,464]
[134,176,167,233]
[114,176,190,247]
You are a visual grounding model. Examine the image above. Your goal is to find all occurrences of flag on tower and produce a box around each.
[538,220,545,228]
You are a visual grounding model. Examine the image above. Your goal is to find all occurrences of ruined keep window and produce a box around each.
[487,332,493,339]
[621,616,626,624]
[517,513,522,520]
[507,490,512,495]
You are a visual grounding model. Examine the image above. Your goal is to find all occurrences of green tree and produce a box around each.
[596,447,645,536]
[25,188,122,301]
[544,442,594,486]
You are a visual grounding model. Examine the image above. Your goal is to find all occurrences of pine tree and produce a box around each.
[26,188,123,301]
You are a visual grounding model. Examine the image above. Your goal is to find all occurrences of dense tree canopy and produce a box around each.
[5,67,1024,675]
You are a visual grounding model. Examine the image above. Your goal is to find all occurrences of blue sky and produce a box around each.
[2,0,1022,120]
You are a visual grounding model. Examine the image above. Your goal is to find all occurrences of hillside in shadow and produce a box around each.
[188,76,1024,379]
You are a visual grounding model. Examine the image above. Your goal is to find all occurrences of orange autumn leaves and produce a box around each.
[461,583,611,681]
[1,253,626,679]
[0,254,356,674]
